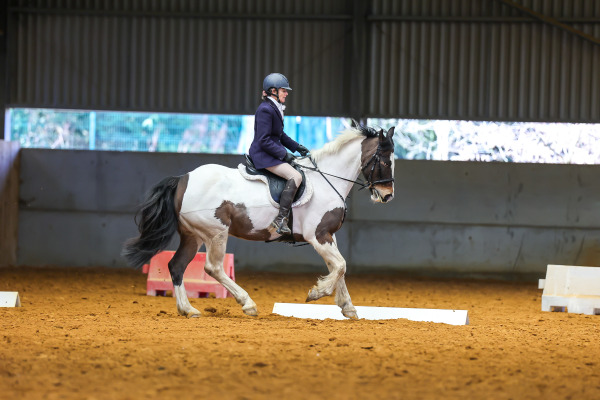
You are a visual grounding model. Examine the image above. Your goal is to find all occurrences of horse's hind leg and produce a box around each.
[204,230,258,316]
[307,234,357,319]
[169,231,201,318]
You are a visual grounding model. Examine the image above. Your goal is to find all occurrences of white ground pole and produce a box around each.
[272,303,469,326]
[539,264,600,315]
[0,292,21,307]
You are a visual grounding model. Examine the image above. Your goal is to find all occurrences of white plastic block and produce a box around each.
[538,279,546,289]
[541,265,600,315]
[0,292,21,307]
[272,303,469,325]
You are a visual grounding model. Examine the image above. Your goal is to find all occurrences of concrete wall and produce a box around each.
[0,141,19,266]
[348,161,600,277]
[16,149,600,277]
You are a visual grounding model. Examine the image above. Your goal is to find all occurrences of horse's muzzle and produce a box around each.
[370,187,394,203]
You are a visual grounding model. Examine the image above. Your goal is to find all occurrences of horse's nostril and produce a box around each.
[383,194,393,202]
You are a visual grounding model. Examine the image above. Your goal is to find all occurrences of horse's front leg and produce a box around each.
[204,230,258,316]
[334,274,357,320]
[307,234,357,319]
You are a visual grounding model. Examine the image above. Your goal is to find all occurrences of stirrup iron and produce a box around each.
[270,216,291,235]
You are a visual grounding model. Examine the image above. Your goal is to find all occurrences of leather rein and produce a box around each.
[292,144,395,223]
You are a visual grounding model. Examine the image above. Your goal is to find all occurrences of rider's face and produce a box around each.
[277,88,288,103]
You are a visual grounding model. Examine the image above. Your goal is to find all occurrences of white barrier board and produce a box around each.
[541,264,600,315]
[272,303,469,325]
[0,292,21,307]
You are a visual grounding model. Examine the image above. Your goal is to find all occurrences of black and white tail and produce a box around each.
[122,176,180,269]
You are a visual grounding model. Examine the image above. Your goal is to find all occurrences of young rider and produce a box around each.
[248,73,309,235]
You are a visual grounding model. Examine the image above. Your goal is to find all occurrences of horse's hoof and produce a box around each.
[185,308,201,318]
[306,287,320,302]
[178,307,200,318]
[242,306,258,317]
[342,308,358,320]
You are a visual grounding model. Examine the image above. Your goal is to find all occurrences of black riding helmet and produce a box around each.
[263,73,292,102]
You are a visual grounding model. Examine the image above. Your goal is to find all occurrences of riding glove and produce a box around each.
[297,145,309,156]
[283,153,296,163]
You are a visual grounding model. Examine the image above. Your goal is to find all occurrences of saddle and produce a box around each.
[242,155,307,204]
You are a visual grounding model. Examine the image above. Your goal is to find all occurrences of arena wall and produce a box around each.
[0,140,20,266]
[16,149,600,277]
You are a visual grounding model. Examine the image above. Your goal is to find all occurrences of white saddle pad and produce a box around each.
[237,164,313,208]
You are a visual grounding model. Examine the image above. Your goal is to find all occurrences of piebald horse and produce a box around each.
[123,123,395,319]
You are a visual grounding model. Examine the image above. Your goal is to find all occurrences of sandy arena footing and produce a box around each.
[1,267,599,399]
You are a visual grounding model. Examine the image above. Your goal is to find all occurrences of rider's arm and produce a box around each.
[281,132,299,154]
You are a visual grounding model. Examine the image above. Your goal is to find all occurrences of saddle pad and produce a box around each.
[237,164,313,208]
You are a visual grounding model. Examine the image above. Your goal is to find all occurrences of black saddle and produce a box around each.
[244,155,306,204]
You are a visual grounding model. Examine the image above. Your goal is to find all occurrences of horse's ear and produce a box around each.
[378,129,384,141]
[351,119,359,129]
[387,126,395,139]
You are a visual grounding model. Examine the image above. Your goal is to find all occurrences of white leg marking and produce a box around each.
[204,230,258,316]
[173,284,201,318]
[306,237,346,300]
[306,236,357,318]
[334,278,357,319]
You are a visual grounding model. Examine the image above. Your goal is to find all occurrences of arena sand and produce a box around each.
[1,267,599,400]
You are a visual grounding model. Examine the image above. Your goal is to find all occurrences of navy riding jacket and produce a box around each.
[249,100,299,169]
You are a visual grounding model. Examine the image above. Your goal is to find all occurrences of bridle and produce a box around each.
[292,141,395,222]
[296,142,394,190]
[360,145,395,190]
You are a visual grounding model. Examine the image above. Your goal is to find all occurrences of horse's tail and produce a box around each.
[121,176,181,269]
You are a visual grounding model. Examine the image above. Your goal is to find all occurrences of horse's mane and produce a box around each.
[310,124,378,163]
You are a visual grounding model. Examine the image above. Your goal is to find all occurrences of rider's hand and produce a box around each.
[283,153,296,163]
[297,145,309,156]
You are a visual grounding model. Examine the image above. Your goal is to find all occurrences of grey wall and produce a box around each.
[367,0,600,122]
[17,149,600,278]
[0,1,7,140]
[0,140,19,266]
[348,160,600,276]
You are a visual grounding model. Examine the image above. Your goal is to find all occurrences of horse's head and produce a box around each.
[360,126,395,203]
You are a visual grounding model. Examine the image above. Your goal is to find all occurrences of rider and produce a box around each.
[249,73,309,235]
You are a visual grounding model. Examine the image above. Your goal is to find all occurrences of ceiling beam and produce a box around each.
[495,0,600,47]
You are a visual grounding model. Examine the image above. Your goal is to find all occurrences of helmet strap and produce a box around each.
[269,88,281,103]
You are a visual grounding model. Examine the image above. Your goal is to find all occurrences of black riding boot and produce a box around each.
[270,179,299,235]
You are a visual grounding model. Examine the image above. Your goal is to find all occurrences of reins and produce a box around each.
[295,157,370,191]
[293,156,351,224]
[292,146,395,224]
[294,144,394,194]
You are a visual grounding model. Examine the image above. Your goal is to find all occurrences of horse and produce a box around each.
[122,122,395,319]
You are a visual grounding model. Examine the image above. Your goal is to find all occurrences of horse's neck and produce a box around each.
[314,138,363,198]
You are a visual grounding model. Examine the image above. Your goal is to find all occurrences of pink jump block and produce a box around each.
[143,251,235,298]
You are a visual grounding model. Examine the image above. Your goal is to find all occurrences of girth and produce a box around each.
[244,155,306,204]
